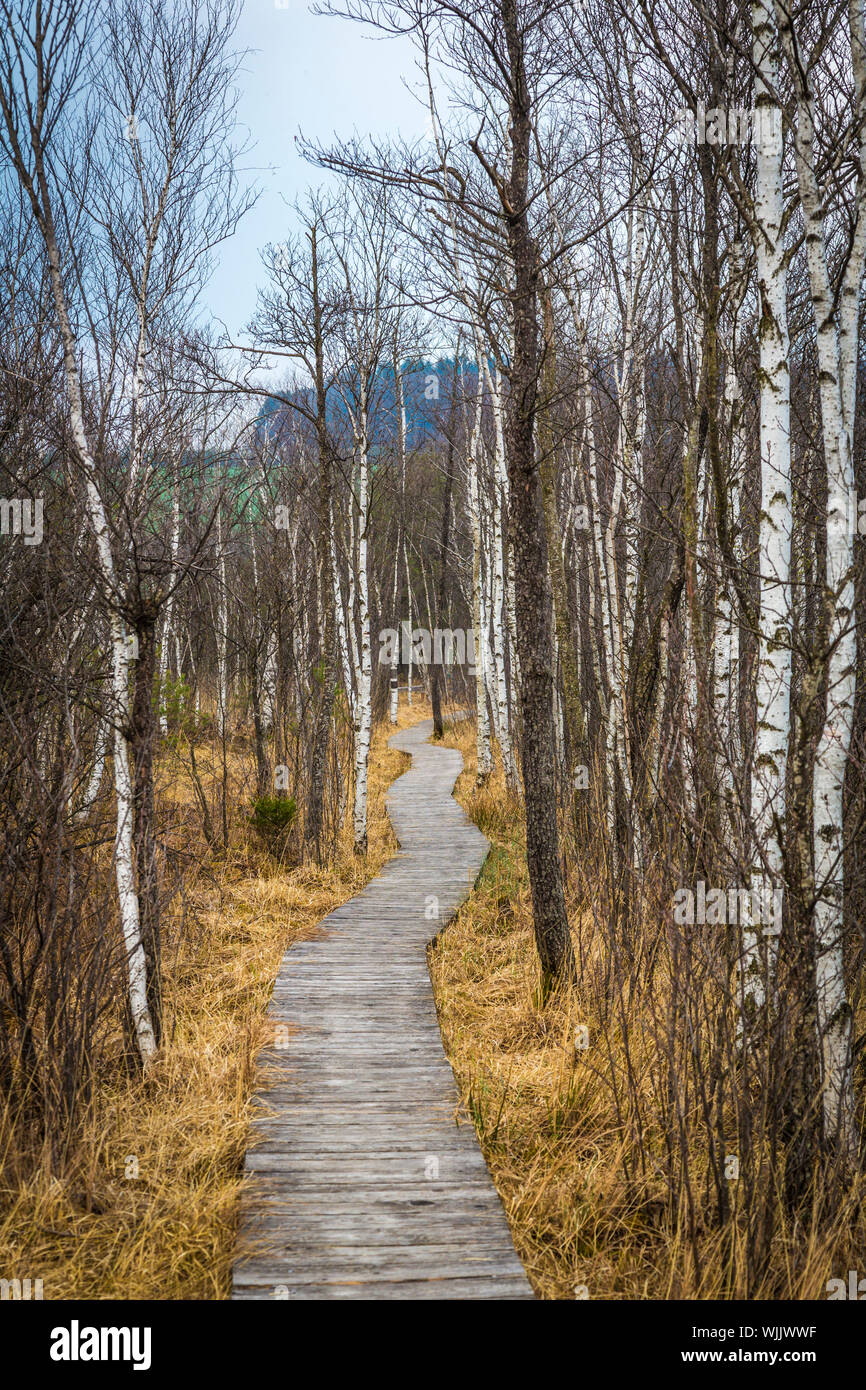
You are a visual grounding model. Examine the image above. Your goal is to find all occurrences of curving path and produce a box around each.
[231,717,534,1300]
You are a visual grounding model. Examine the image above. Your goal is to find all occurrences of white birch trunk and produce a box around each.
[40,211,156,1063]
[777,0,866,1151]
[352,413,373,853]
[216,498,228,740]
[331,499,356,723]
[76,715,110,822]
[745,0,793,1022]
[389,545,400,724]
[481,356,518,789]
[467,365,493,779]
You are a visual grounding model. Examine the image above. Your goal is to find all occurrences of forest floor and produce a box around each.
[4,699,864,1299]
[0,705,416,1299]
[431,719,866,1300]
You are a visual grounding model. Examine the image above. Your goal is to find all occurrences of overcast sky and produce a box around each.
[204,1,423,338]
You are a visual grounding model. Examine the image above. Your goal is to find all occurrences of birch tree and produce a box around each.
[776,0,866,1155]
[0,0,158,1061]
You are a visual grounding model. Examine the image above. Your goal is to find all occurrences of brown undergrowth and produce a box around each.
[430,718,866,1300]
[0,702,424,1299]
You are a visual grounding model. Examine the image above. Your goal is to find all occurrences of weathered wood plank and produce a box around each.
[231,718,534,1301]
[232,1276,532,1300]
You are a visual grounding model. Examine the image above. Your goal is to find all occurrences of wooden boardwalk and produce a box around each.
[231,718,534,1300]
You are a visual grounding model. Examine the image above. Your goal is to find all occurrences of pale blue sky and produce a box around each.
[206,1,423,336]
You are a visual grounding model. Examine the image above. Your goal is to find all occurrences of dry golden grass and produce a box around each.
[0,700,425,1300]
[430,718,866,1301]
[6,697,861,1301]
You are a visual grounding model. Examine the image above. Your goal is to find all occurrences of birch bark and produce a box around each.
[775,0,866,1151]
[743,0,793,1026]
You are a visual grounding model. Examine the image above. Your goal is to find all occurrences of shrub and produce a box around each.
[250,794,298,857]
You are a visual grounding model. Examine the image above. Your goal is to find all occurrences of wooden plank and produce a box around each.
[232,1278,532,1301]
[233,1245,521,1279]
[231,718,534,1302]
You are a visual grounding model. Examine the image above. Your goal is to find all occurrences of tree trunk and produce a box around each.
[432,408,456,739]
[131,603,161,1040]
[352,415,373,854]
[304,223,338,864]
[744,0,792,1026]
[499,0,575,990]
[539,284,585,781]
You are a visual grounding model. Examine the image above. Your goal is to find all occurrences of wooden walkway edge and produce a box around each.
[231,717,534,1300]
